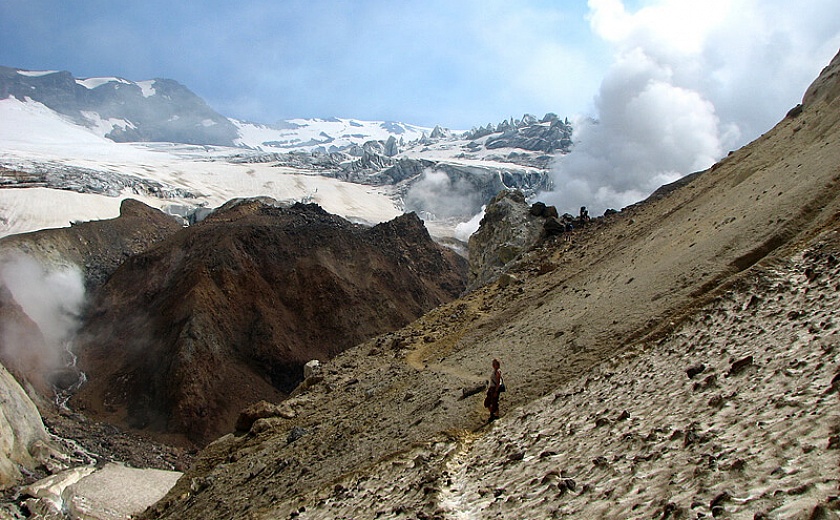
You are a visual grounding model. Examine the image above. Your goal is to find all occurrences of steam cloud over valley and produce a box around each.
[0,255,85,382]
[404,169,484,220]
[541,0,840,216]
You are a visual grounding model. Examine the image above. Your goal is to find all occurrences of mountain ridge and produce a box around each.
[69,200,468,447]
[0,65,568,240]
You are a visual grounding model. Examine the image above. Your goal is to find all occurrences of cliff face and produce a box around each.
[0,362,53,490]
[0,199,182,292]
[142,50,840,519]
[71,201,468,446]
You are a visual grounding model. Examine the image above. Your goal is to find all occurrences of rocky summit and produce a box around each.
[138,50,840,519]
[69,200,468,447]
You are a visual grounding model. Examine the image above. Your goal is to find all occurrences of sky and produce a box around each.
[0,1,627,129]
[2,0,840,215]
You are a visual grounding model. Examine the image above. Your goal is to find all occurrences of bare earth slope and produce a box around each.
[0,198,182,290]
[71,201,468,447]
[144,51,840,519]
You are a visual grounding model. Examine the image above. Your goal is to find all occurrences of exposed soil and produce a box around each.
[141,50,840,519]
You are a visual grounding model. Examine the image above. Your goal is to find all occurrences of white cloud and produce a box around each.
[540,0,840,216]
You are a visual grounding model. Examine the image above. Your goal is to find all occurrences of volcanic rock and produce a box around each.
[71,201,467,446]
[466,189,547,290]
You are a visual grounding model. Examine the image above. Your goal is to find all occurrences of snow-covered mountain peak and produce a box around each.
[232,117,438,152]
[75,76,134,89]
[0,64,574,242]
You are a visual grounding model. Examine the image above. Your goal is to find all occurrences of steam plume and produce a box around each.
[540,0,840,216]
[0,255,85,382]
[404,168,483,220]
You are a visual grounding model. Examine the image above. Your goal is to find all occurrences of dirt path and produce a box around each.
[405,339,485,384]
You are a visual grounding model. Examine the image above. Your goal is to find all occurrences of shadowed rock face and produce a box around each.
[71,201,468,446]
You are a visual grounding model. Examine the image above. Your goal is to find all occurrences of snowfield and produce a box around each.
[231,117,436,151]
[0,97,404,238]
[0,76,557,243]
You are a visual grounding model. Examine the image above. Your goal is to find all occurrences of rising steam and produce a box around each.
[540,0,840,216]
[404,168,483,220]
[0,255,86,383]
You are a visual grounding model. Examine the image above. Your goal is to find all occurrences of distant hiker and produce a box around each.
[484,358,503,422]
[564,221,574,242]
[579,206,590,226]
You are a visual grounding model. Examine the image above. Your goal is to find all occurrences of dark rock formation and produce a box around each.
[71,201,468,445]
[467,190,556,290]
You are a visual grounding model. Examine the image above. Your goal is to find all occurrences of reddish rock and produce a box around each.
[72,201,467,446]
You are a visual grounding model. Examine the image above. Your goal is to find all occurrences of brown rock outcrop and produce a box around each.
[71,201,467,446]
[466,190,547,290]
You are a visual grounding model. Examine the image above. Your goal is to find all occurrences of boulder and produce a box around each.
[467,190,546,290]
[304,359,322,379]
[236,400,296,433]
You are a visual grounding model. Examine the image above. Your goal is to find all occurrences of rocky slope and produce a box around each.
[141,50,840,519]
[70,200,468,447]
[0,199,181,397]
[0,362,56,490]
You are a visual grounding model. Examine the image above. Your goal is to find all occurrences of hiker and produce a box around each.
[564,221,574,242]
[484,358,503,421]
[579,206,590,226]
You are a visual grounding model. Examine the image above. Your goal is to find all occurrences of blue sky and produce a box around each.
[0,1,620,128]
[3,1,839,131]
[1,0,838,132]
[3,1,840,215]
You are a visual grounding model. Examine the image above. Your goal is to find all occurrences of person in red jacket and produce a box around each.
[484,358,503,422]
